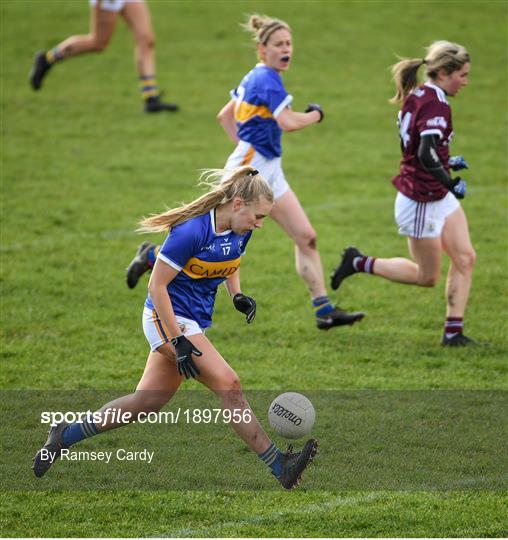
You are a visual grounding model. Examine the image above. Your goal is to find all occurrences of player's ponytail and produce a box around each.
[389,57,425,104]
[390,40,470,104]
[138,166,273,233]
[242,13,290,45]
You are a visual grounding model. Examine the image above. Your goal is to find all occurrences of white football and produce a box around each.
[268,392,315,439]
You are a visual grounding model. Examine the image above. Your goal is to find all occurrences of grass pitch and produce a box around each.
[1,0,507,537]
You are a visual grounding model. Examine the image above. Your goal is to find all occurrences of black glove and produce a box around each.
[171,335,202,379]
[305,103,324,122]
[233,293,256,324]
[450,177,467,199]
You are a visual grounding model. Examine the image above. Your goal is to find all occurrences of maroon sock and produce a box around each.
[444,317,464,338]
[354,256,376,274]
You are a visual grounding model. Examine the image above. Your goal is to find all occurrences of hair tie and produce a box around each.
[248,169,259,177]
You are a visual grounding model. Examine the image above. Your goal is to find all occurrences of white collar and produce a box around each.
[424,81,448,104]
[210,208,231,236]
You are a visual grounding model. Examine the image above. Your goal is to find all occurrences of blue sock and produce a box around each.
[62,418,100,446]
[258,442,283,478]
[313,296,334,317]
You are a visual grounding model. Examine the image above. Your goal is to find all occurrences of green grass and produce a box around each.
[1,491,507,537]
[1,0,507,537]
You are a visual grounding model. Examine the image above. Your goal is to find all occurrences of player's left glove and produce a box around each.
[449,156,469,171]
[233,293,256,324]
[305,103,324,123]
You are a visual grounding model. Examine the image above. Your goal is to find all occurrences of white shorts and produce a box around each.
[142,307,203,352]
[395,191,460,239]
[89,0,143,13]
[225,141,290,200]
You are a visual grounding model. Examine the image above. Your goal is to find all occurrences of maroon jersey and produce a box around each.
[392,82,454,202]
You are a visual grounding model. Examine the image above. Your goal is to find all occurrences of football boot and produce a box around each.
[29,51,52,90]
[331,246,363,290]
[278,438,319,489]
[441,333,476,347]
[32,421,70,477]
[144,95,179,113]
[126,242,155,289]
[316,306,364,330]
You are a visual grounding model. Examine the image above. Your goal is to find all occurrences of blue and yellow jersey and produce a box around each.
[144,209,252,328]
[231,64,293,159]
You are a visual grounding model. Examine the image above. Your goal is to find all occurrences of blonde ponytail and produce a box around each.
[389,57,426,104]
[138,166,273,233]
[390,40,470,104]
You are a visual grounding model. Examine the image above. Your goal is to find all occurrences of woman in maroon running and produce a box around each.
[331,40,477,346]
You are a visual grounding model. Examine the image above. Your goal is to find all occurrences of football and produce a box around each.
[268,392,315,439]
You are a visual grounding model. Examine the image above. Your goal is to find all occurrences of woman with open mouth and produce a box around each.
[127,13,364,331]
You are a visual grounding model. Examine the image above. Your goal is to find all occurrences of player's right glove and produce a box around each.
[171,335,202,379]
[305,103,324,123]
[448,155,469,171]
[450,177,467,199]
[233,293,256,324]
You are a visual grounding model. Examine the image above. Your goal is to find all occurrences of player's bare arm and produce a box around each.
[276,106,321,132]
[217,99,240,144]
[147,259,182,338]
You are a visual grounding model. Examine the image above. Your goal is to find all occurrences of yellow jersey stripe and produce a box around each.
[182,257,241,279]
[235,102,273,123]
